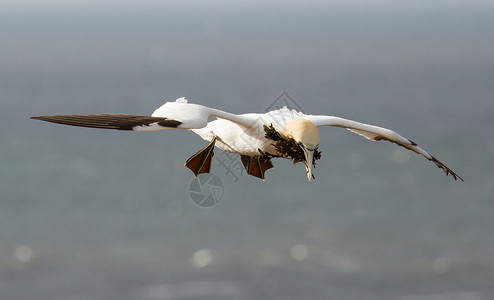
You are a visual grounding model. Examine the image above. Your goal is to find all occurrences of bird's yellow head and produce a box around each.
[281,119,320,181]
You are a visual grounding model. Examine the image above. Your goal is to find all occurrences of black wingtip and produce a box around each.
[430,155,464,182]
[28,114,182,130]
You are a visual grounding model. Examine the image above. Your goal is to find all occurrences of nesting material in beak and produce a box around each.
[264,123,322,181]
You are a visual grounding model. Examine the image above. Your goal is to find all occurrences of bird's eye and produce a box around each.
[298,142,319,151]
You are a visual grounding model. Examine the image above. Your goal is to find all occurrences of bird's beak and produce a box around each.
[302,147,315,182]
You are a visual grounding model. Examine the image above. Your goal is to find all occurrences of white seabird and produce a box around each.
[31,97,463,182]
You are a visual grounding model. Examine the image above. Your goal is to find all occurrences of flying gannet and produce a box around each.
[31,97,463,182]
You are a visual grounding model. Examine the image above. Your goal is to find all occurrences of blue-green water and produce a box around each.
[2,3,494,299]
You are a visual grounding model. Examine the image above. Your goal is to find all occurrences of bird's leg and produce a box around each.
[240,155,274,181]
[185,136,217,177]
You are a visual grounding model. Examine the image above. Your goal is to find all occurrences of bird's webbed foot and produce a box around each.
[185,136,217,176]
[240,155,274,181]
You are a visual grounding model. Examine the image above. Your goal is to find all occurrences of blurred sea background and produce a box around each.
[2,1,494,299]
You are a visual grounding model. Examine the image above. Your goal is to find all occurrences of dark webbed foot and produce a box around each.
[240,155,274,180]
[185,136,217,176]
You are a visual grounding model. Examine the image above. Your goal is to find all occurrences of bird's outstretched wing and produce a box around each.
[150,98,259,129]
[31,98,258,131]
[306,115,463,181]
[31,114,182,131]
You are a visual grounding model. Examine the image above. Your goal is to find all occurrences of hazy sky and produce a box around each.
[4,0,494,12]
